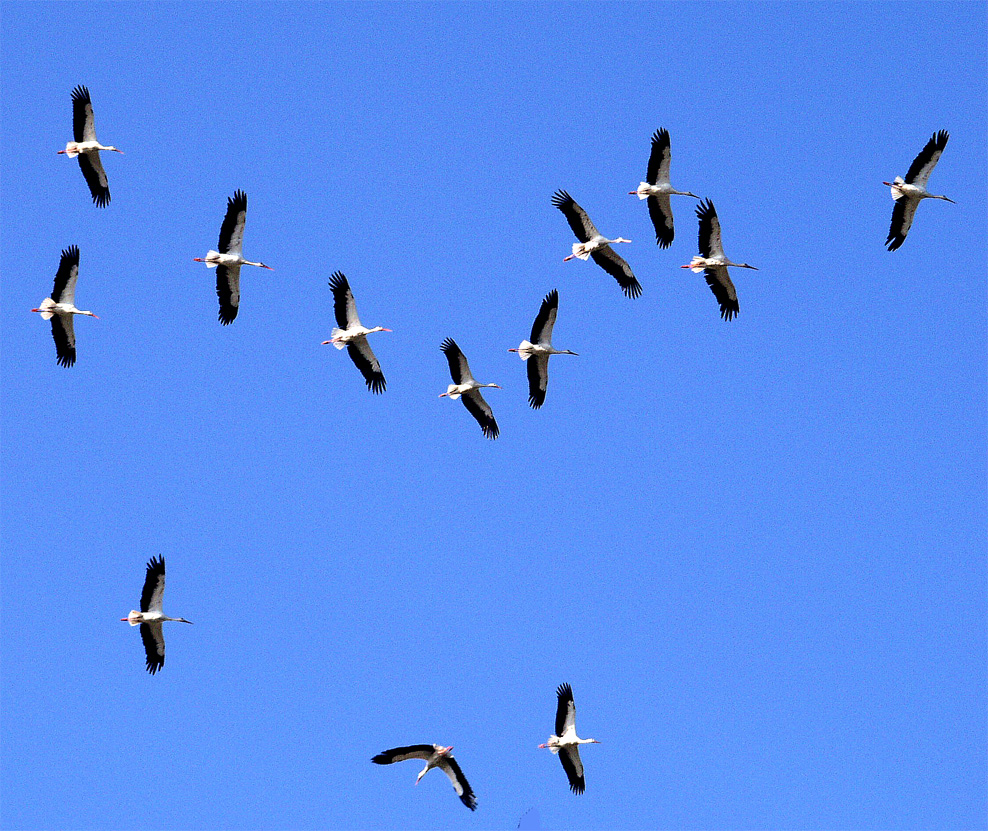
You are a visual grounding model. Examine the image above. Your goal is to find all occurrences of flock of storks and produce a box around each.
[41,83,955,811]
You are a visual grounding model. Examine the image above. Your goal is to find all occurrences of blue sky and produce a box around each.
[1,3,985,829]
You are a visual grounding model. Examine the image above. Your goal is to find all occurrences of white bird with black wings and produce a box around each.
[58,85,123,208]
[539,683,600,794]
[121,556,192,675]
[629,128,699,248]
[509,289,578,409]
[439,338,500,439]
[884,130,953,251]
[321,272,390,393]
[372,744,477,810]
[31,245,98,367]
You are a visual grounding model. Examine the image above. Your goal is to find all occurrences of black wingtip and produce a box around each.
[551,189,573,209]
[651,127,669,145]
[70,84,91,103]
[556,682,573,699]
[440,337,457,354]
[328,271,349,292]
[696,198,716,220]
[228,190,247,211]
[61,245,80,264]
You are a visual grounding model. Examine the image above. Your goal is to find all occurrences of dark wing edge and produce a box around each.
[461,392,499,439]
[558,747,586,795]
[216,265,239,324]
[140,555,165,612]
[704,268,739,321]
[346,342,386,394]
[590,249,642,299]
[140,623,164,675]
[646,127,671,184]
[77,153,110,207]
[444,756,477,811]
[371,745,436,765]
[70,84,91,143]
[328,271,352,329]
[527,355,547,409]
[555,682,574,736]
[647,194,675,248]
[217,190,248,252]
[51,316,76,367]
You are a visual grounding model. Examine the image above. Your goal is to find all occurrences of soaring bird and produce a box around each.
[509,289,578,409]
[539,683,600,794]
[440,338,500,439]
[553,190,641,298]
[58,85,122,207]
[372,744,477,811]
[321,272,390,393]
[31,245,98,367]
[194,190,272,324]
[884,130,954,251]
[629,128,699,247]
[682,199,757,320]
[121,556,192,675]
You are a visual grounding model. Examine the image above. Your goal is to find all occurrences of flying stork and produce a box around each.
[194,190,272,324]
[121,556,192,675]
[682,199,757,320]
[629,128,699,248]
[372,744,477,811]
[321,272,390,393]
[508,289,578,409]
[539,683,600,794]
[552,190,642,299]
[884,130,954,251]
[440,338,500,439]
[31,245,98,367]
[58,85,122,207]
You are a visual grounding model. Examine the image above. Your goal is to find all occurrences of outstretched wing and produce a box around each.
[77,152,110,207]
[371,745,436,765]
[51,315,76,368]
[530,289,558,345]
[218,190,247,254]
[704,266,739,321]
[216,264,241,325]
[558,746,586,794]
[441,338,473,386]
[555,683,576,737]
[590,247,642,299]
[646,127,671,185]
[696,199,723,259]
[647,193,675,248]
[527,355,549,409]
[141,556,166,613]
[905,130,949,187]
[440,755,477,811]
[71,85,96,143]
[552,190,599,243]
[52,246,80,306]
[885,197,918,252]
[346,341,386,394]
[140,622,165,675]
[461,390,499,439]
[329,271,360,329]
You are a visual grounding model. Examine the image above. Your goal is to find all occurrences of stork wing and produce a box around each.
[647,194,675,248]
[558,746,586,794]
[440,755,477,811]
[530,289,558,345]
[590,247,642,299]
[346,340,386,394]
[51,314,76,368]
[140,622,165,675]
[704,267,739,321]
[555,683,576,736]
[218,190,247,254]
[141,555,166,613]
[78,152,110,207]
[905,130,949,187]
[440,338,474,385]
[461,390,499,439]
[646,127,671,185]
[552,190,599,243]
[329,271,361,329]
[371,745,436,765]
[886,197,918,252]
[216,264,241,325]
[71,85,96,143]
[53,245,80,306]
[527,354,549,409]
[696,199,723,259]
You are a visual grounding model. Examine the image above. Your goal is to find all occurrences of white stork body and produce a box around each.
[372,744,477,811]
[58,86,122,208]
[539,683,599,794]
[194,190,272,324]
[629,128,699,248]
[440,338,500,439]
[121,556,192,675]
[321,272,390,393]
[682,199,757,321]
[553,190,642,298]
[884,130,953,251]
[31,246,98,367]
[509,289,578,409]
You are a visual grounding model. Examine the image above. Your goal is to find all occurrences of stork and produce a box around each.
[58,85,122,207]
[552,190,642,298]
[629,128,699,248]
[884,130,953,251]
[121,556,192,675]
[372,745,477,811]
[509,289,578,409]
[31,245,98,367]
[321,272,390,393]
[194,190,272,324]
[682,199,757,320]
[440,338,500,439]
[539,683,600,794]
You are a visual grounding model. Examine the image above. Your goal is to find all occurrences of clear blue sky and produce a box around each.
[2,3,985,829]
